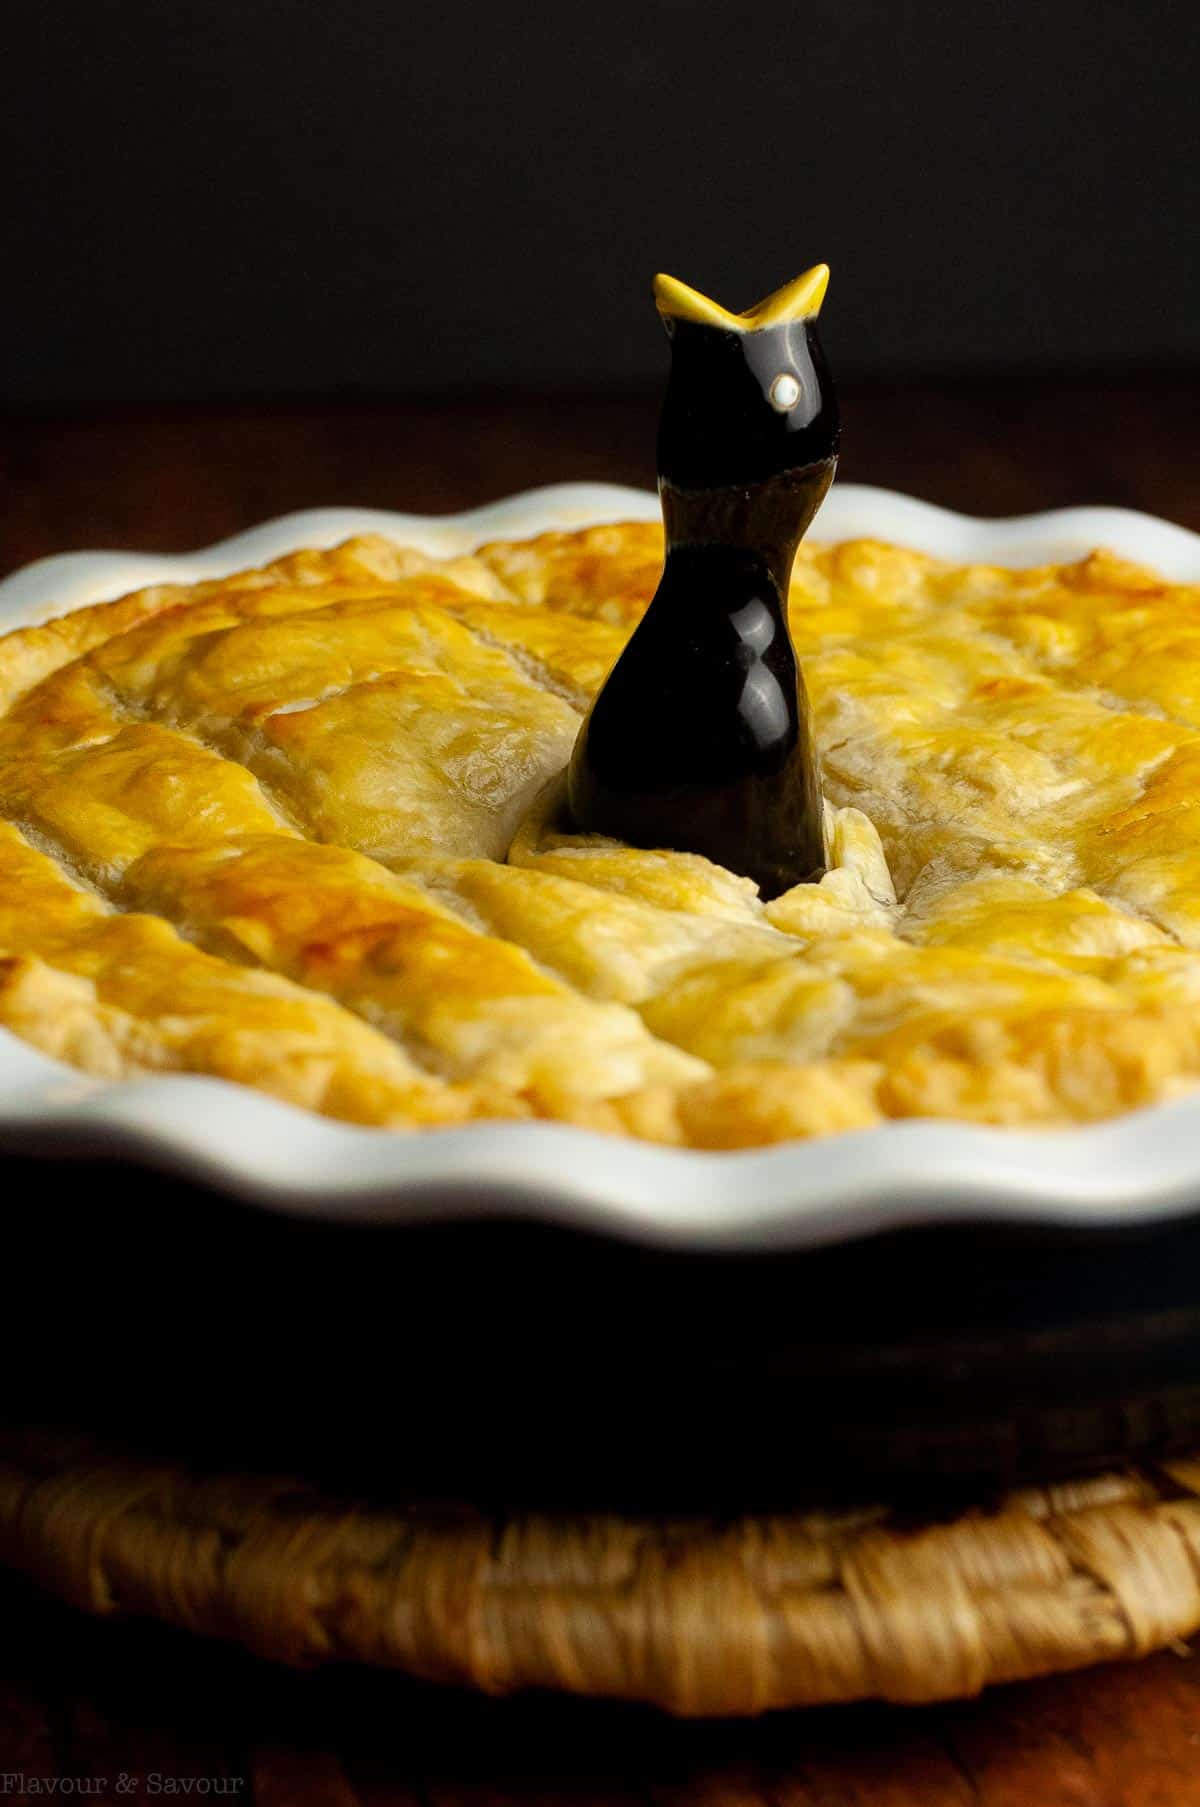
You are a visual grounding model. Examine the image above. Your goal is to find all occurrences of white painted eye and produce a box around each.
[769,371,801,412]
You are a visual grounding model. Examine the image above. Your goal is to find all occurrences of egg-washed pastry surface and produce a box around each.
[1,522,1199,1146]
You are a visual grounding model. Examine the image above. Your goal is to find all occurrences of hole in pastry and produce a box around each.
[505,772,574,866]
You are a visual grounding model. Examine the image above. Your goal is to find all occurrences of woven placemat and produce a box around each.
[2,1429,1199,1716]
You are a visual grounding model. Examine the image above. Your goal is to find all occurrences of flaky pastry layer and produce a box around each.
[1,522,1199,1146]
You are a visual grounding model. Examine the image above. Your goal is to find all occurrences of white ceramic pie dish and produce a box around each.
[4,480,1200,1252]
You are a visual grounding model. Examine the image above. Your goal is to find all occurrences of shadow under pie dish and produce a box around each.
[2,484,1200,1247]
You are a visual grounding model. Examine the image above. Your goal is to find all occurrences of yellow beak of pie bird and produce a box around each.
[566,264,838,899]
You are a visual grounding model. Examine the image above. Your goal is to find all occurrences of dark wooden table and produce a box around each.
[1,374,1199,1804]
[3,371,1198,572]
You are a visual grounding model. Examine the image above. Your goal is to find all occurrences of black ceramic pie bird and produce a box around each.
[566,264,839,898]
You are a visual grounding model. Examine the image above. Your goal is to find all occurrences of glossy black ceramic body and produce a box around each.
[567,316,839,898]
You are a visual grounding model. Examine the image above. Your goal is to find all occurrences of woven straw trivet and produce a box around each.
[3,1430,1200,1716]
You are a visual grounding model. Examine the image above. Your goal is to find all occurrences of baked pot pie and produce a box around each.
[1,521,1199,1149]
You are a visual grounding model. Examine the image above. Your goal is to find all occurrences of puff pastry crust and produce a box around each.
[2,522,1199,1146]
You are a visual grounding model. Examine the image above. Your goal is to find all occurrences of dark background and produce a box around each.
[3,0,1198,409]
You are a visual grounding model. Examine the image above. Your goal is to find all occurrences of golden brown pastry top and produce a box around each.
[1,521,1199,1146]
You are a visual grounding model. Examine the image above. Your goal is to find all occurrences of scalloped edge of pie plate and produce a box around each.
[3,481,1200,1252]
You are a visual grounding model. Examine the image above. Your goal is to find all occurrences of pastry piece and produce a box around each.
[475,522,664,623]
[0,523,1198,1144]
[0,821,490,1129]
